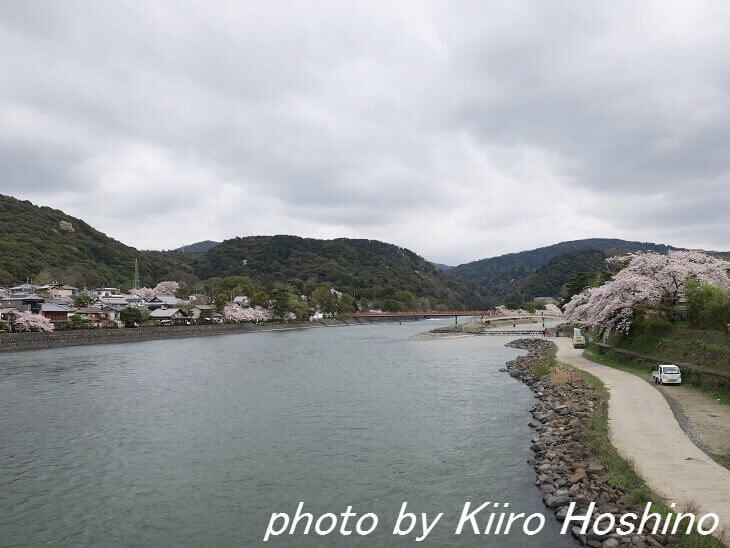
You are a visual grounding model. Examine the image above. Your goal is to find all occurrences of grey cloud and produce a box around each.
[0,1,728,262]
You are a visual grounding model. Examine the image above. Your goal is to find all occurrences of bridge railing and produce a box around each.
[341,310,494,317]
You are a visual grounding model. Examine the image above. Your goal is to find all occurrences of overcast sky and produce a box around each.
[1,1,728,264]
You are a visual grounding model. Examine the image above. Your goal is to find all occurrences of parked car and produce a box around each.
[573,335,587,348]
[652,365,682,385]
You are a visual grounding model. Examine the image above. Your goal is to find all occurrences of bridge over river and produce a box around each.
[341,311,563,325]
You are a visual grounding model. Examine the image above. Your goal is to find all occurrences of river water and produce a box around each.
[0,319,572,546]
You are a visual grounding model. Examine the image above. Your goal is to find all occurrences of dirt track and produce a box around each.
[554,338,730,541]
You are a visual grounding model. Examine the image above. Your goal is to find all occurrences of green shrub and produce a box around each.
[686,278,730,329]
[636,316,672,335]
[382,298,405,312]
[120,307,145,327]
[70,315,86,330]
[530,358,551,377]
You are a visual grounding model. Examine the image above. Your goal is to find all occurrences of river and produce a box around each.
[0,319,572,546]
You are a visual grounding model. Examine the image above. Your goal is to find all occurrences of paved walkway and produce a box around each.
[554,338,730,539]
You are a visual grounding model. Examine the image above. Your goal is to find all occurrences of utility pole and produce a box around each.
[133,258,140,289]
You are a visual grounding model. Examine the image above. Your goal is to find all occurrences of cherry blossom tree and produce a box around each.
[223,304,273,323]
[154,281,180,295]
[58,220,74,232]
[130,281,179,299]
[563,251,730,336]
[130,287,156,300]
[12,311,54,332]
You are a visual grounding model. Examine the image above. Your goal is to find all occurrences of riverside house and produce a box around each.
[1,307,18,324]
[94,287,125,299]
[190,304,220,322]
[40,303,73,325]
[38,283,77,299]
[0,293,45,314]
[146,295,187,310]
[149,307,191,325]
[8,284,40,295]
[74,307,111,327]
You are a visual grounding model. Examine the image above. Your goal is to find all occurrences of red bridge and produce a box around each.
[340,310,562,325]
[342,310,495,318]
[341,310,496,324]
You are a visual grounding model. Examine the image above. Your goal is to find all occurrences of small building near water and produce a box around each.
[149,307,191,326]
[40,303,73,325]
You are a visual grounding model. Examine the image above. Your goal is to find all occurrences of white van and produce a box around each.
[652,365,682,385]
[573,328,587,349]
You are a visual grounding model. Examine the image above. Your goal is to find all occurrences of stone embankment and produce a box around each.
[503,339,677,547]
[0,320,352,353]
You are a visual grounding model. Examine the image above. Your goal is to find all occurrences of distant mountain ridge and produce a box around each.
[195,235,496,309]
[0,195,197,288]
[0,195,494,309]
[3,194,724,307]
[504,249,608,302]
[451,238,728,300]
[174,240,220,253]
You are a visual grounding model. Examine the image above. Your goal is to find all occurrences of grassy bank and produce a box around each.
[529,340,557,377]
[608,323,730,374]
[583,346,730,406]
[589,322,730,401]
[563,361,727,547]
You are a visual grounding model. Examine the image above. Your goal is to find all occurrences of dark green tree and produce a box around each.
[73,295,93,307]
[120,307,144,327]
[271,286,293,318]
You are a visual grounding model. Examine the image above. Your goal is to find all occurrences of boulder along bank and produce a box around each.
[503,339,679,548]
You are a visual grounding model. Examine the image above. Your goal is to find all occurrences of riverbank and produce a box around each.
[582,348,730,470]
[0,318,389,353]
[504,339,725,547]
[553,338,729,546]
[411,317,551,340]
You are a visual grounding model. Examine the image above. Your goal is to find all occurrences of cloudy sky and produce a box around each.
[1,1,728,264]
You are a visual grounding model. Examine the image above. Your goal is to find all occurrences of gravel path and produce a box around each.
[554,338,730,542]
[654,384,730,461]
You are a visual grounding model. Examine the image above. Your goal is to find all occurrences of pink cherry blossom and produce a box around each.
[130,281,180,299]
[130,287,156,299]
[154,281,180,295]
[223,304,273,322]
[58,220,74,232]
[12,311,54,332]
[563,251,730,336]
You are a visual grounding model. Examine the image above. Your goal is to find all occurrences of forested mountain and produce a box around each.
[0,195,197,288]
[174,240,220,253]
[504,249,608,303]
[196,236,496,308]
[5,194,723,308]
[0,195,494,308]
[452,238,687,299]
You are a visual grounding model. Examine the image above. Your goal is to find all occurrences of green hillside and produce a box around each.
[505,249,608,302]
[174,240,220,253]
[453,238,699,299]
[196,236,496,309]
[0,195,197,288]
[0,195,494,309]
